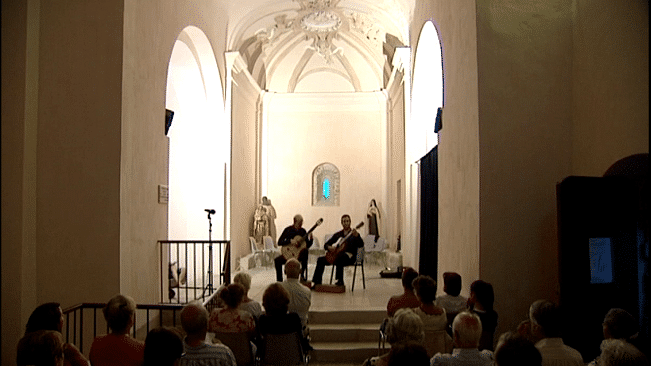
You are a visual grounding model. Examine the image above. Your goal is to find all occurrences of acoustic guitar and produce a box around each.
[281,218,323,260]
[325,222,364,264]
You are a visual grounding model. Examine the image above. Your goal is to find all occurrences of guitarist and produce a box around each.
[275,214,314,282]
[311,214,364,287]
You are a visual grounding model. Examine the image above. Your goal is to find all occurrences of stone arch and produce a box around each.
[312,163,340,206]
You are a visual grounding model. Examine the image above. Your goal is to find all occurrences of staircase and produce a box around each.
[308,309,387,364]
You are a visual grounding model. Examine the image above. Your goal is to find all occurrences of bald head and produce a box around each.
[453,311,483,348]
[293,214,303,228]
[180,302,209,337]
[285,258,302,279]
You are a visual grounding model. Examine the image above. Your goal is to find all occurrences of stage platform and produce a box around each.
[245,263,404,312]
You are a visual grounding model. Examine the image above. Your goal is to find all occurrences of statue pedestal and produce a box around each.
[385,250,403,270]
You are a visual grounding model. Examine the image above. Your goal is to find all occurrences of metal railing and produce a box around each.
[59,240,231,356]
[62,291,222,355]
[159,240,231,304]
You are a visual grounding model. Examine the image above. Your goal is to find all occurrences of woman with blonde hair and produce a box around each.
[233,271,263,319]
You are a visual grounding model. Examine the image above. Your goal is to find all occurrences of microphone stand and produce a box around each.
[202,210,214,298]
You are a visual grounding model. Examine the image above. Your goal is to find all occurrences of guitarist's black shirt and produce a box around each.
[324,229,364,256]
[278,225,313,249]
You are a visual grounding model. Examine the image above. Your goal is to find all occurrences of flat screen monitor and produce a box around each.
[589,237,613,284]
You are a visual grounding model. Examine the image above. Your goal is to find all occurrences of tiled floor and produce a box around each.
[245,262,403,312]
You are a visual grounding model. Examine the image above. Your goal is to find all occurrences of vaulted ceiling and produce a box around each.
[224,0,413,93]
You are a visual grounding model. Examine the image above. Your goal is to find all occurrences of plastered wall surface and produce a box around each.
[264,92,386,242]
[120,0,228,303]
[572,0,649,176]
[411,0,481,298]
[229,66,261,265]
[476,0,574,338]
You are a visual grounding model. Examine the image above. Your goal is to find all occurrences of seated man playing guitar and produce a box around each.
[311,214,364,287]
[275,214,320,282]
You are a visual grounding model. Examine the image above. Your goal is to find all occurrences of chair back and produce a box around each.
[259,331,305,366]
[263,236,277,251]
[355,246,365,264]
[423,329,453,358]
[213,331,254,366]
[250,237,260,253]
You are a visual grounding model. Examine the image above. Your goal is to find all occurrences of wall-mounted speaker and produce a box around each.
[165,109,174,135]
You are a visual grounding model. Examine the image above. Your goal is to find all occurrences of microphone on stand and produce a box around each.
[205,209,216,215]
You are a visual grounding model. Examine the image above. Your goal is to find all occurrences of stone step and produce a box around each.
[310,323,381,343]
[310,341,381,363]
[309,310,387,325]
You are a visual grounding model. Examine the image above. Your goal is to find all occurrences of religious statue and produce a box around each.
[367,198,382,242]
[253,205,267,249]
[253,196,277,248]
[262,196,277,244]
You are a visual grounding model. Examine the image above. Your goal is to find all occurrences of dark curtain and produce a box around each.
[419,146,438,279]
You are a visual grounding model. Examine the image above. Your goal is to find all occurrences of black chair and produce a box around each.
[257,331,308,366]
[213,331,255,366]
[329,247,366,291]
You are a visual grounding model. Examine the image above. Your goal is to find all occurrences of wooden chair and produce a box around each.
[213,331,255,366]
[258,331,308,366]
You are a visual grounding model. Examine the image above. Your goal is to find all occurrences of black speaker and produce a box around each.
[165,109,174,135]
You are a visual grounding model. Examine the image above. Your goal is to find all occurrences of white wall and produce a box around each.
[264,92,387,242]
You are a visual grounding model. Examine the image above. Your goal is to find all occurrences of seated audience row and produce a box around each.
[18,302,89,366]
[386,269,497,352]
[364,307,426,366]
[430,311,493,366]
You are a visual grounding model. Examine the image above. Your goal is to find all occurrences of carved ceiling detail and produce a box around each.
[237,0,401,92]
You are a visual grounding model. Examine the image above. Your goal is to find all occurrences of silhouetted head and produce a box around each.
[401,267,419,291]
[25,303,64,335]
[219,284,246,309]
[262,283,290,316]
[443,272,462,297]
[103,294,136,334]
[144,327,184,366]
[494,331,542,366]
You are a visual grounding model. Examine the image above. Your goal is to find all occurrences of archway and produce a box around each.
[403,21,444,269]
[165,26,229,293]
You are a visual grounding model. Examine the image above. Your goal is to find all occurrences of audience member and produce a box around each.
[388,341,430,366]
[179,302,237,366]
[208,283,256,338]
[595,338,649,366]
[143,327,184,366]
[528,299,583,366]
[412,275,448,332]
[23,302,89,366]
[89,294,145,366]
[386,267,421,317]
[587,308,648,365]
[437,272,468,333]
[430,311,493,366]
[258,283,309,354]
[468,280,498,351]
[233,271,263,319]
[17,329,65,366]
[602,308,638,341]
[281,258,312,331]
[494,331,542,366]
[363,308,425,366]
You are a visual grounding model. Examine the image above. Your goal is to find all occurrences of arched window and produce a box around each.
[313,163,339,206]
